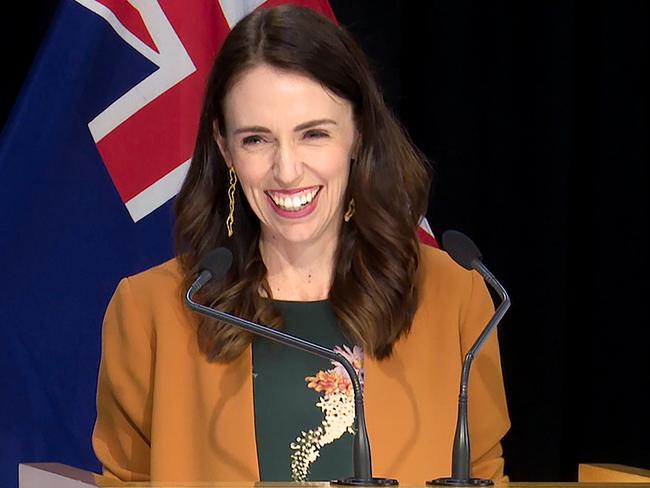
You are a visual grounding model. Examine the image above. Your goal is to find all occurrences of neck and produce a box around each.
[260,231,339,302]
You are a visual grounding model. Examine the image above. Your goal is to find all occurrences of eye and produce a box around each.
[242,135,266,146]
[303,129,329,140]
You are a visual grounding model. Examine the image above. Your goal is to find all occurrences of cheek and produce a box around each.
[319,151,351,187]
[306,142,350,171]
[231,163,272,218]
[236,170,266,202]
[231,154,271,190]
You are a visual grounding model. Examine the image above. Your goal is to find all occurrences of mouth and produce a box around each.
[265,186,322,213]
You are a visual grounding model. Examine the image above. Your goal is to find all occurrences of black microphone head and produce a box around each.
[198,247,233,281]
[441,230,482,270]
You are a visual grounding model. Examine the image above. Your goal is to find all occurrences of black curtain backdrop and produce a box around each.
[2,0,649,482]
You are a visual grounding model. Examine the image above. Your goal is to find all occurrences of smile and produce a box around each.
[265,186,321,212]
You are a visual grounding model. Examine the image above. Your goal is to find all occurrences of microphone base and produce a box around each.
[426,477,494,487]
[332,477,399,486]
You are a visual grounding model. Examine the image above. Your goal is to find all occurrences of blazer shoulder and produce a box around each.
[112,258,186,318]
[418,243,474,293]
[126,258,183,293]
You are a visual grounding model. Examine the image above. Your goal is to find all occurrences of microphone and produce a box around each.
[185,248,397,487]
[427,230,511,487]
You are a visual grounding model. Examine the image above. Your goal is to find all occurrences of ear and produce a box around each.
[213,120,233,167]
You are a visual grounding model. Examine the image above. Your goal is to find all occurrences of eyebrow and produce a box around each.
[232,118,338,135]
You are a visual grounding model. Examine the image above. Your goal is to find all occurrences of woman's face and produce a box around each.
[217,64,357,247]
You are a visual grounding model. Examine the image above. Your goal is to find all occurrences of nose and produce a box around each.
[272,141,303,186]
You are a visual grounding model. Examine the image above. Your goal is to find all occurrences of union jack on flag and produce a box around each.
[0,2,336,487]
[0,1,436,486]
[82,0,337,222]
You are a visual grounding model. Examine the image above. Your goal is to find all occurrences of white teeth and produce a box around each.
[269,187,319,211]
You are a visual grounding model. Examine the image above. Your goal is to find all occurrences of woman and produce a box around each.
[92,5,509,484]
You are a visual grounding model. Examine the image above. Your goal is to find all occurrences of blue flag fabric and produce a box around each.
[0,3,175,487]
[0,1,338,487]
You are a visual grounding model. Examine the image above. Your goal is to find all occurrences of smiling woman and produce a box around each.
[217,65,356,266]
[92,4,510,485]
[176,5,431,361]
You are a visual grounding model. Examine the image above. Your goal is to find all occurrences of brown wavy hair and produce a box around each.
[175,5,431,362]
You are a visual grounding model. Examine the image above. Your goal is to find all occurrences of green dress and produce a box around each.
[252,299,362,482]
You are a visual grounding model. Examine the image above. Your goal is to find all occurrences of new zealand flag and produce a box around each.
[0,2,337,487]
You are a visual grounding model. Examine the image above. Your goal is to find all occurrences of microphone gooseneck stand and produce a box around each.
[427,230,511,487]
[185,248,397,486]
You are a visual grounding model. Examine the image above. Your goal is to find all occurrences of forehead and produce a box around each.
[223,64,353,129]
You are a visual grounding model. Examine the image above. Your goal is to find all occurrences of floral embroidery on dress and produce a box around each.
[290,345,363,481]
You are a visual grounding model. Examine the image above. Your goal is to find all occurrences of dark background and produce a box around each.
[3,0,648,482]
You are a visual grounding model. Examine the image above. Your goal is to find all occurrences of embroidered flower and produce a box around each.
[290,345,364,481]
[316,391,356,444]
[331,345,364,388]
[305,370,352,395]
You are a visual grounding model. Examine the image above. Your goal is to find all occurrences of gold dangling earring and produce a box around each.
[344,198,355,222]
[226,167,237,237]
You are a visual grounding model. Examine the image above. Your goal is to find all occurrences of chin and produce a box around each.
[269,220,335,245]
[276,228,321,244]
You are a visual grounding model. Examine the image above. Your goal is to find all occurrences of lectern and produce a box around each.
[17,463,650,488]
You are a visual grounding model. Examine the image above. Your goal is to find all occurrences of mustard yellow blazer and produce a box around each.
[92,245,510,483]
